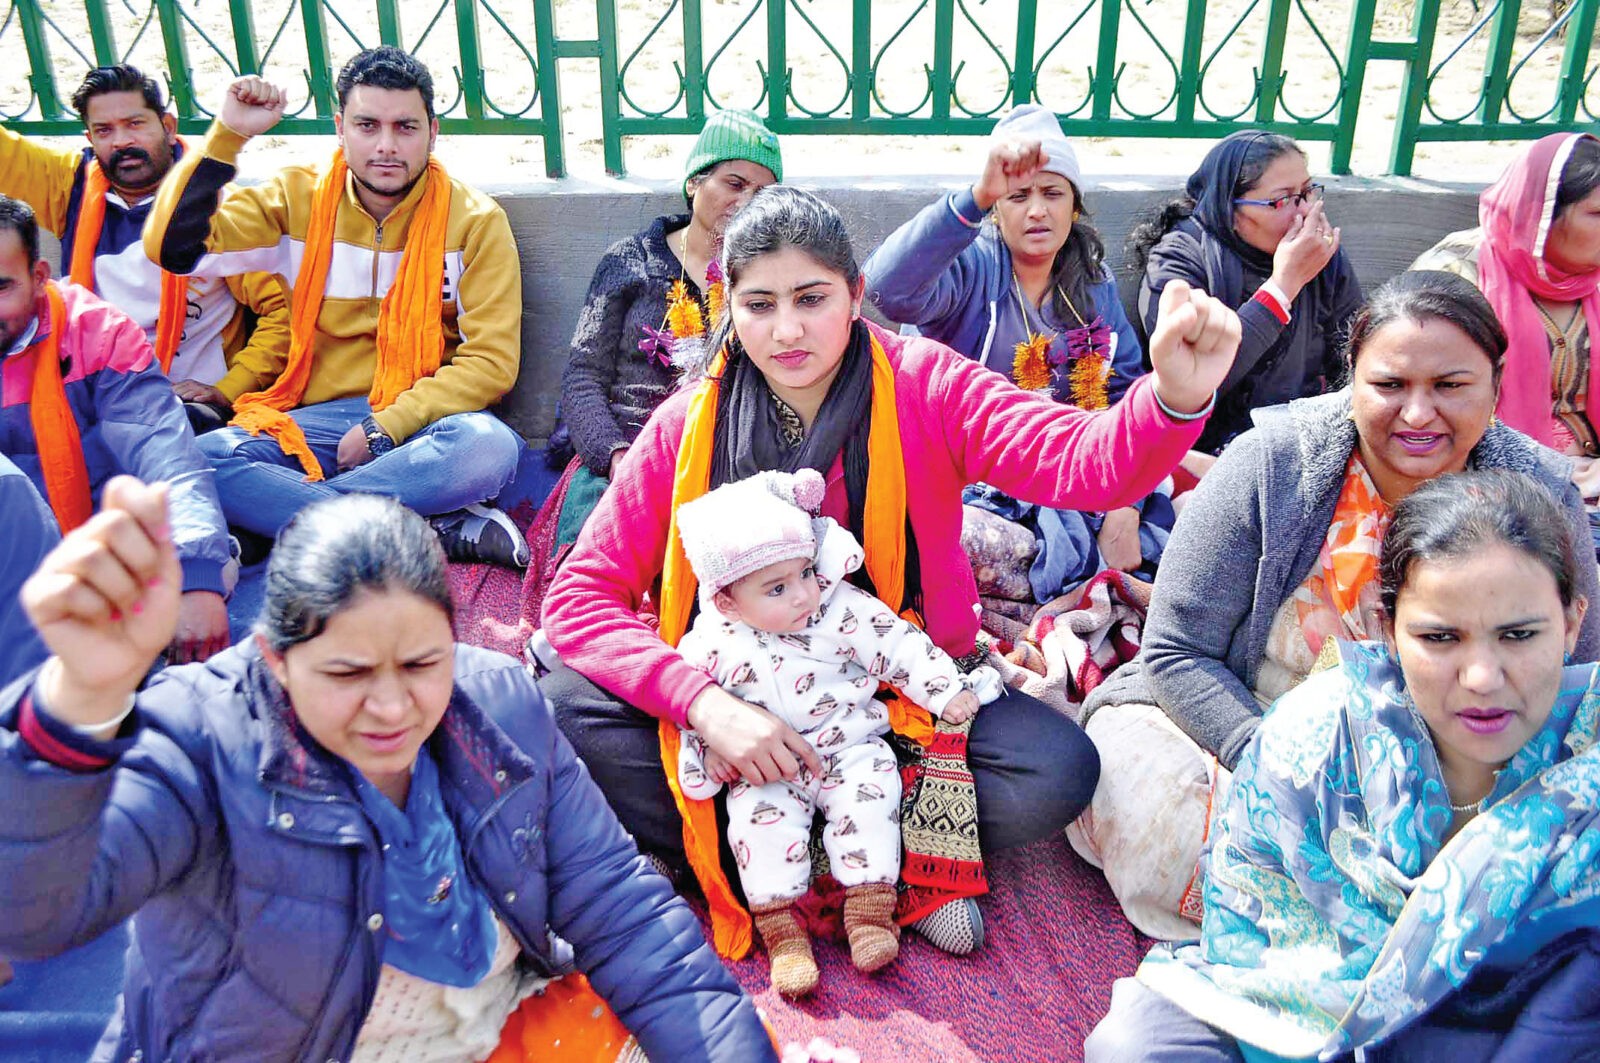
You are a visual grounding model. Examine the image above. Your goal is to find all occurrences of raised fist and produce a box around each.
[219,76,288,138]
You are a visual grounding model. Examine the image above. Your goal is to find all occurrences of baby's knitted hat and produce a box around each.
[677,469,826,602]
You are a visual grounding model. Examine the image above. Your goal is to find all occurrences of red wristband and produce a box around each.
[1253,286,1290,325]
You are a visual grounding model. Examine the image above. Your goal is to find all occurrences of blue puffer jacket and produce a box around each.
[0,453,54,688]
[863,185,1145,403]
[0,643,775,1063]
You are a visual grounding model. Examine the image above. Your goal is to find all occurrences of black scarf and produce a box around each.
[709,321,923,615]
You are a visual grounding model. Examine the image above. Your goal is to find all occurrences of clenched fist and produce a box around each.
[219,76,288,138]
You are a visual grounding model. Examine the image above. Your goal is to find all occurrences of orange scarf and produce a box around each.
[230,150,450,480]
[23,283,94,531]
[656,334,930,959]
[70,151,190,374]
[1317,455,1392,638]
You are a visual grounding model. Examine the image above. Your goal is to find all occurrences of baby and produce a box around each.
[674,469,982,997]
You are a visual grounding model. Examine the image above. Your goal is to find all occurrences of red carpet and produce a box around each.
[728,837,1145,1061]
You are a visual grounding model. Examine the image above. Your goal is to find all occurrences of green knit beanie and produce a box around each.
[682,110,783,198]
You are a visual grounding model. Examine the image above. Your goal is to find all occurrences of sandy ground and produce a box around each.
[1,0,1592,185]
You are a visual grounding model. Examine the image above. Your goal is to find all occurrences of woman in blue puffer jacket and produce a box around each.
[0,480,774,1063]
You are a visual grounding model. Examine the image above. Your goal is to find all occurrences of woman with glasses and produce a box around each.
[1128,131,1363,456]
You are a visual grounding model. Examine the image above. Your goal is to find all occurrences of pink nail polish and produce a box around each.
[109,608,122,622]
[148,577,162,589]
[131,601,144,616]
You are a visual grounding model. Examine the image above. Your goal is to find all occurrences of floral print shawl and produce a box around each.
[1137,641,1600,1060]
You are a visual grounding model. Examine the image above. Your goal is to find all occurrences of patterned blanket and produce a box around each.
[1139,641,1600,1060]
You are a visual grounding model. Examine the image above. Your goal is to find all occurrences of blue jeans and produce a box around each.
[198,397,521,535]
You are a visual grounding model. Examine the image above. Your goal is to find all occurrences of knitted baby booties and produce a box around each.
[751,901,820,997]
[842,883,901,974]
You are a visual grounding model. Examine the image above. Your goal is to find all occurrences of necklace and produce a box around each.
[642,226,726,369]
[1009,273,1110,409]
[1447,782,1494,814]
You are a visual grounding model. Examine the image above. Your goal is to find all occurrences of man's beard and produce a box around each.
[352,162,425,202]
[100,145,172,196]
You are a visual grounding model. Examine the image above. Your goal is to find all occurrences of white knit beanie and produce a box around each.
[990,104,1081,188]
[676,469,828,603]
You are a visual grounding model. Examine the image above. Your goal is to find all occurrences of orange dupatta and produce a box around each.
[230,149,450,480]
[70,152,190,374]
[655,334,932,960]
[23,283,94,531]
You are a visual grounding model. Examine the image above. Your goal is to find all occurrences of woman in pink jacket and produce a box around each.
[540,186,1240,954]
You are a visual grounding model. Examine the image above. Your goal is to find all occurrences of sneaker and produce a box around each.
[908,896,984,955]
[233,527,275,568]
[431,503,530,569]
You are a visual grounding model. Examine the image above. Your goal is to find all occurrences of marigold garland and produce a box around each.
[666,279,705,338]
[1012,332,1052,391]
[704,259,726,327]
[1068,350,1110,410]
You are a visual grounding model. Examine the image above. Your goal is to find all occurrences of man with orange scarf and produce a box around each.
[0,63,289,434]
[0,197,233,664]
[143,48,527,568]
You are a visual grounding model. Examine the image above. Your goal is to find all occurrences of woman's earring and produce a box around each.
[1565,651,1574,665]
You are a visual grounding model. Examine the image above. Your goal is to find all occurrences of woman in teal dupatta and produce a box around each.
[1088,469,1600,1062]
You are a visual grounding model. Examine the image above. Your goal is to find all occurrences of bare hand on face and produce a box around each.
[686,684,824,787]
[220,76,288,138]
[23,477,181,724]
[172,380,230,408]
[1270,201,1340,302]
[973,137,1050,212]
[1148,279,1243,415]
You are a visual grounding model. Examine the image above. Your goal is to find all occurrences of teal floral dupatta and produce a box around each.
[1137,640,1600,1061]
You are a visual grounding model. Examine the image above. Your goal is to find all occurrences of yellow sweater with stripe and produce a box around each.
[0,123,289,394]
[144,121,522,443]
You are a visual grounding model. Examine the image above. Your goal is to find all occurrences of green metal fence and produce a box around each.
[3,0,1597,178]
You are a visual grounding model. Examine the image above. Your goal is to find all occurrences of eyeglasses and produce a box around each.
[1233,183,1325,211]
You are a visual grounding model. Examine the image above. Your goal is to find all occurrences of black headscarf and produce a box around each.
[708,321,923,615]
[1179,130,1352,448]
[1183,130,1280,307]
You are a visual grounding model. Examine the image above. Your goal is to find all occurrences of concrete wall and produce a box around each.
[43,175,1483,445]
[491,174,1482,444]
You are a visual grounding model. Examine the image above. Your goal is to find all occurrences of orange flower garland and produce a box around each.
[666,280,705,339]
[1012,333,1052,391]
[1068,350,1110,410]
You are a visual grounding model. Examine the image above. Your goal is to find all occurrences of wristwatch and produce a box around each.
[362,416,396,456]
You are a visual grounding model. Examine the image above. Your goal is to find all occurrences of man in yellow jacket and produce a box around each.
[144,47,527,567]
[0,63,288,434]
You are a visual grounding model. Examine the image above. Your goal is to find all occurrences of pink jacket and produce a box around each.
[542,323,1206,726]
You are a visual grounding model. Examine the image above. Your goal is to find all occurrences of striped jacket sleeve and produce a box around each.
[143,121,294,280]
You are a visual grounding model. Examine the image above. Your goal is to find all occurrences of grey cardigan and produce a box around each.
[1084,390,1600,770]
